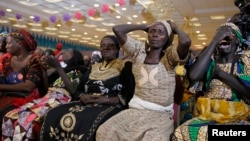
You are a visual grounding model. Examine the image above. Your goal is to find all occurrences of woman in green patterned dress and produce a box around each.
[172,22,250,140]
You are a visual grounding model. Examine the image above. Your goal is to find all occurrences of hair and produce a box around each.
[0,36,7,53]
[45,49,54,56]
[64,49,86,74]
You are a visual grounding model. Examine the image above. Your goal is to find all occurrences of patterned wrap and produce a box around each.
[96,35,189,141]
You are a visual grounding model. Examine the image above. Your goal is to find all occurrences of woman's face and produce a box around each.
[61,49,73,62]
[6,36,20,55]
[148,23,168,49]
[217,26,237,55]
[100,37,118,61]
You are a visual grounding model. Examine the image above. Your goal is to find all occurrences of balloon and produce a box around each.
[74,11,82,20]
[101,4,109,13]
[0,10,5,16]
[117,0,125,6]
[63,13,71,22]
[33,15,40,22]
[49,15,57,23]
[16,13,22,20]
[88,8,96,17]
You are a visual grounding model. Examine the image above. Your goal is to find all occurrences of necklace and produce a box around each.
[98,59,116,71]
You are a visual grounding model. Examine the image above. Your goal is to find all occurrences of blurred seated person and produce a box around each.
[91,50,102,64]
[2,49,87,140]
[0,29,47,137]
[53,42,63,56]
[0,32,11,75]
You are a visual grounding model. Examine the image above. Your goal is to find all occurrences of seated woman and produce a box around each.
[2,49,87,140]
[40,35,135,141]
[172,22,250,141]
[0,29,46,137]
[0,32,11,78]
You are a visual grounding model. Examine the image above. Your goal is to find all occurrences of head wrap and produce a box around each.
[92,51,102,58]
[56,43,63,50]
[101,35,120,50]
[151,20,172,37]
[150,20,174,51]
[8,29,37,52]
[220,22,243,43]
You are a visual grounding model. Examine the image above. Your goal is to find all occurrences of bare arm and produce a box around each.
[0,80,36,92]
[169,21,191,59]
[189,26,230,81]
[112,24,148,45]
[44,55,75,94]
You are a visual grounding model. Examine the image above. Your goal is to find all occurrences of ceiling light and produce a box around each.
[89,17,104,21]
[45,27,58,31]
[59,31,70,34]
[116,16,121,19]
[58,35,69,38]
[96,28,108,32]
[198,37,207,40]
[45,32,56,35]
[210,15,225,20]
[30,28,43,32]
[84,24,97,27]
[44,0,62,3]
[197,34,206,37]
[102,23,115,26]
[71,34,82,37]
[94,4,100,7]
[13,24,27,28]
[27,23,42,26]
[82,37,92,40]
[0,20,9,23]
[18,1,38,6]
[6,9,12,12]
[43,10,59,14]
[69,38,78,40]
[63,6,80,11]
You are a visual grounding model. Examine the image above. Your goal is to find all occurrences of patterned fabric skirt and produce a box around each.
[171,117,250,141]
[40,101,125,141]
[96,108,174,141]
[171,97,250,141]
[2,87,71,141]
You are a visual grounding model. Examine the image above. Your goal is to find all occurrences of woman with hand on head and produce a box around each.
[172,22,250,141]
[40,35,135,141]
[96,20,191,141]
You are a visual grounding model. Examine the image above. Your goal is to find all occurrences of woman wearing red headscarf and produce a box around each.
[0,29,47,138]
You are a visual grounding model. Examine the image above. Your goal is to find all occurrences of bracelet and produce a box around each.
[78,93,84,98]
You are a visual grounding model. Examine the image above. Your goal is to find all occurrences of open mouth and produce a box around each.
[218,41,230,49]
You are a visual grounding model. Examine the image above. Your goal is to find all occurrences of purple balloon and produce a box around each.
[0,10,5,16]
[63,13,71,22]
[16,13,22,20]
[33,15,40,22]
[49,15,57,23]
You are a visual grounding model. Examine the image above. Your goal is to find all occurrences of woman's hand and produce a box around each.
[43,55,61,69]
[79,94,108,105]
